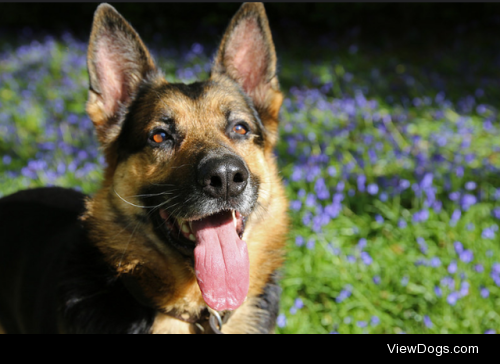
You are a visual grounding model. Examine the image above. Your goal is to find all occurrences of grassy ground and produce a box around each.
[1,27,500,334]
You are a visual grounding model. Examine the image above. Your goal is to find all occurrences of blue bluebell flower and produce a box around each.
[447,292,460,306]
[361,252,373,266]
[482,227,495,239]
[434,286,442,297]
[401,276,409,287]
[423,316,433,328]
[277,314,287,328]
[357,321,368,328]
[357,238,367,250]
[367,183,379,195]
[370,316,380,327]
[459,250,474,264]
[448,261,457,274]
[450,209,461,226]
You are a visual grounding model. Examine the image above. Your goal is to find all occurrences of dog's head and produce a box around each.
[84,3,286,313]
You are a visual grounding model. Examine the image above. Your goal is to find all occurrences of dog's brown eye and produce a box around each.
[233,124,248,135]
[152,131,167,144]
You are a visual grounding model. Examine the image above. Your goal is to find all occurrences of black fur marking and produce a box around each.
[59,238,156,334]
[250,271,282,333]
[0,188,156,334]
[168,82,207,101]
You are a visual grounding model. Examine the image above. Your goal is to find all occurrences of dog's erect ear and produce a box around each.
[212,3,283,146]
[87,3,159,145]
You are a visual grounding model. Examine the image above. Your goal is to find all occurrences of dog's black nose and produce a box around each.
[197,155,249,199]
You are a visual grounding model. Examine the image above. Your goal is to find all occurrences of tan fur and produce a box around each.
[83,3,288,333]
[151,313,196,334]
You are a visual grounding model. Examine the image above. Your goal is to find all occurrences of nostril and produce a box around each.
[210,175,223,188]
[233,172,244,184]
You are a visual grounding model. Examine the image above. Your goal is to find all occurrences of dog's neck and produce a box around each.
[81,186,208,318]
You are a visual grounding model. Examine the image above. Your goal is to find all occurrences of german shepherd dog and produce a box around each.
[0,3,288,334]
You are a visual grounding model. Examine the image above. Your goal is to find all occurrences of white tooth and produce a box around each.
[182,223,190,234]
[189,234,196,242]
[232,210,237,228]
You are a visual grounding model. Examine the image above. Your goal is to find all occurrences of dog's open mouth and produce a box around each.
[158,209,249,311]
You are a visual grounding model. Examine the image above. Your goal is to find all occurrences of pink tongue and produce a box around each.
[191,212,249,311]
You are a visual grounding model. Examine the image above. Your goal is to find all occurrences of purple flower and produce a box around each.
[357,174,366,192]
[277,314,287,328]
[373,276,381,285]
[434,286,442,297]
[413,209,430,223]
[423,315,433,328]
[441,276,455,290]
[302,212,312,225]
[295,236,305,247]
[493,208,500,219]
[482,227,496,239]
[357,321,368,328]
[454,241,464,255]
[485,329,496,334]
[459,249,474,263]
[465,181,477,191]
[399,179,411,190]
[324,203,341,219]
[294,298,304,310]
[357,238,367,250]
[459,281,470,297]
[417,237,428,254]
[371,316,380,326]
[449,192,460,201]
[306,239,315,250]
[315,178,330,200]
[2,155,12,165]
[448,260,457,274]
[474,264,484,273]
[327,166,337,177]
[461,194,477,211]
[398,219,407,228]
[480,287,490,298]
[430,257,441,268]
[306,193,317,207]
[290,200,302,211]
[450,209,461,226]
[367,183,379,195]
[375,215,384,224]
[361,252,373,265]
[327,244,341,256]
[336,285,353,303]
[401,276,409,286]
[447,292,460,306]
